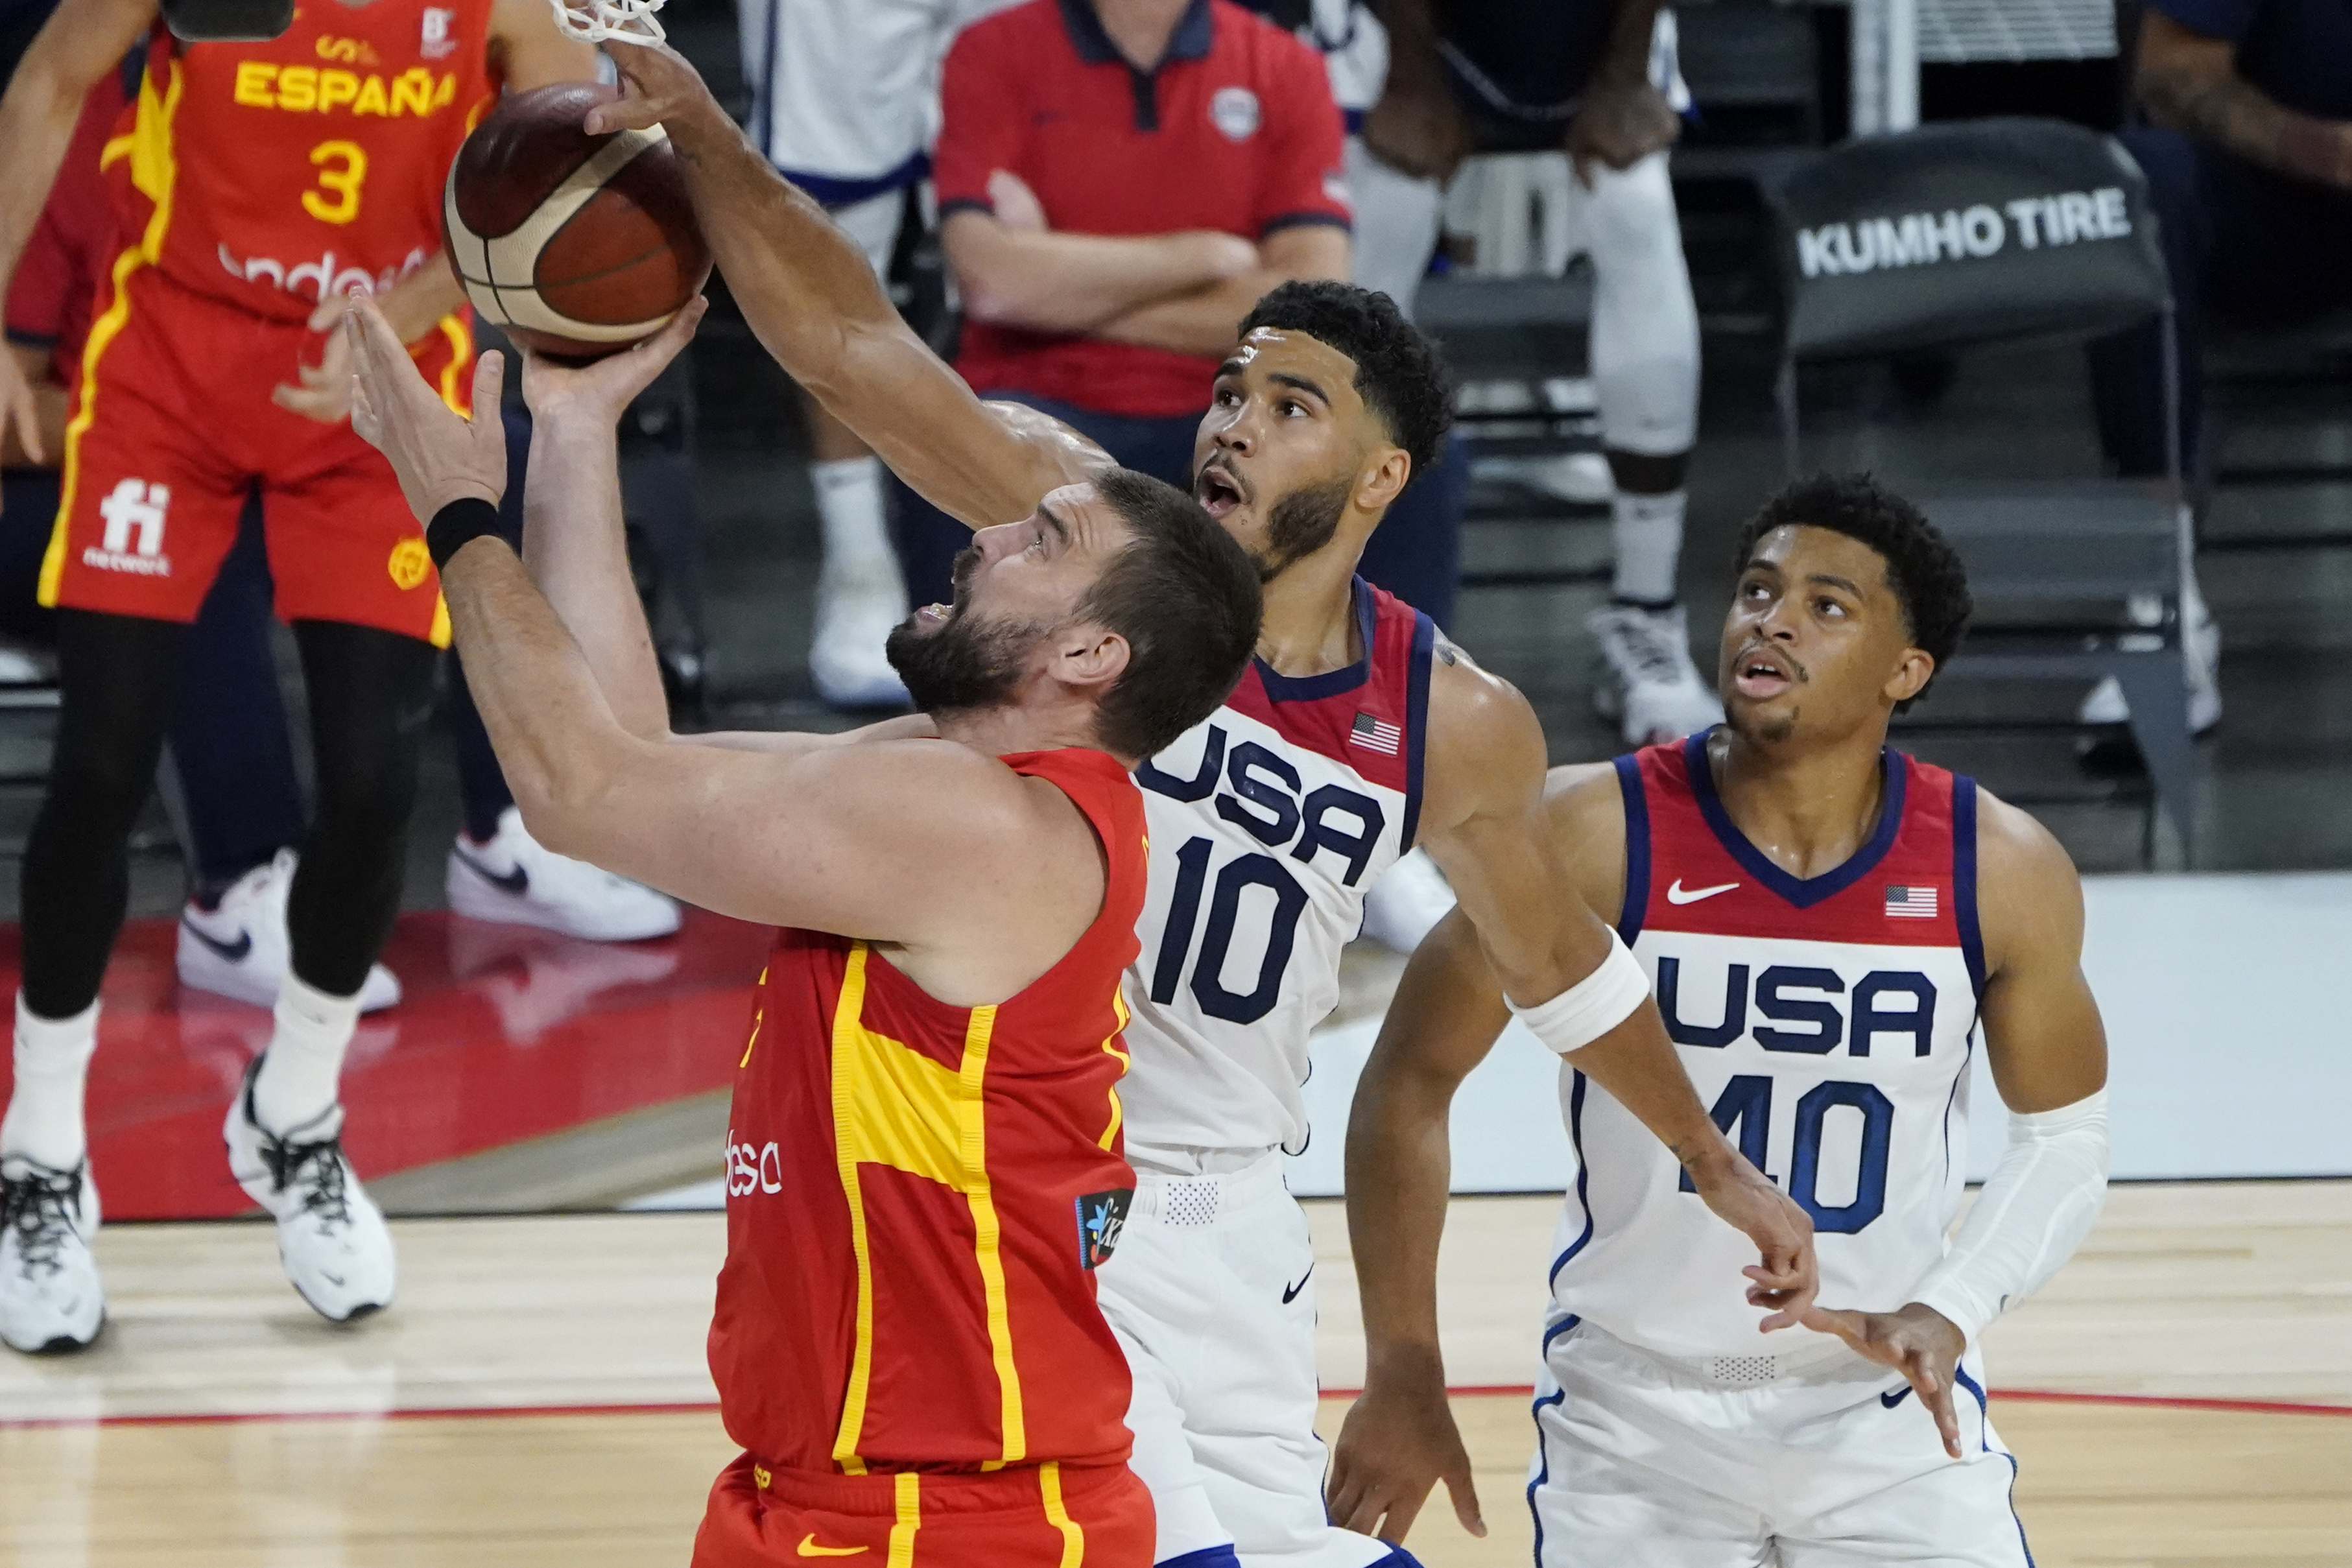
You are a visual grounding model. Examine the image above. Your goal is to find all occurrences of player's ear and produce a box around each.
[1054,624,1131,694]
[1354,445,1410,514]
[1885,647,1934,706]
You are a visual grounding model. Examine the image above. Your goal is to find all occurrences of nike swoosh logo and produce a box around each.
[1666,879,1739,905]
[1282,1266,1313,1305]
[453,848,529,896]
[797,1536,868,1558]
[181,919,254,962]
[1881,1386,1913,1408]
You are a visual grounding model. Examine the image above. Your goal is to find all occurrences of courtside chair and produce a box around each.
[1765,115,2196,861]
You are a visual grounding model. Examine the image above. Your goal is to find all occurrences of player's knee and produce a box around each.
[1578,152,1684,270]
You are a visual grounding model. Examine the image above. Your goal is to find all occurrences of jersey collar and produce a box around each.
[1253,577,1376,704]
[1682,730,1908,910]
[1056,0,1215,68]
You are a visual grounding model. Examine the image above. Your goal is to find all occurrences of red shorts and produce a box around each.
[693,1452,1154,1568]
[41,265,471,645]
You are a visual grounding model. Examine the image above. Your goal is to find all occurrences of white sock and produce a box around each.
[1,995,99,1170]
[811,457,894,576]
[1611,488,1687,607]
[252,973,362,1135]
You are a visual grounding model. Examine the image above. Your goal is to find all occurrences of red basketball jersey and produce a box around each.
[711,748,1150,1478]
[113,1,497,324]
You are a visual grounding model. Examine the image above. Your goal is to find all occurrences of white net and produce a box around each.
[547,0,666,46]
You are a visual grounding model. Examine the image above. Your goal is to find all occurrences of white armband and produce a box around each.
[1509,931,1652,1058]
[1911,1088,2110,1344]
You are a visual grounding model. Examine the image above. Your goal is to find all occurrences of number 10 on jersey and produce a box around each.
[1148,836,1309,1026]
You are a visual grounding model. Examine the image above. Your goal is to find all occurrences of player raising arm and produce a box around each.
[1333,474,2111,1562]
[576,38,1814,1567]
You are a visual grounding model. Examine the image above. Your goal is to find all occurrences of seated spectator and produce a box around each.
[894,0,1367,610]
[2080,0,2348,736]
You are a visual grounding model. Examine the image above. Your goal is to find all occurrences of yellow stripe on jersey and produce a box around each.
[886,1472,920,1568]
[827,945,1025,1471]
[99,132,134,170]
[1097,988,1131,1152]
[1039,1462,1086,1568]
[42,59,183,608]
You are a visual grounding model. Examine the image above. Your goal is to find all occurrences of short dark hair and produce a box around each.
[1733,472,1973,713]
[1238,280,1453,477]
[1081,467,1264,759]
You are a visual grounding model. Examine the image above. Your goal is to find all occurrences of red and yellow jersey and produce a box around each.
[709,747,1149,1479]
[110,0,498,324]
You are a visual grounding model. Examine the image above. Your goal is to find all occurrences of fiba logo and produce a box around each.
[420,7,458,59]
[85,479,172,576]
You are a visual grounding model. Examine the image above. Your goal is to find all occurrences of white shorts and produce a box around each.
[1097,1154,1397,1568]
[1530,1320,2034,1567]
[827,187,905,280]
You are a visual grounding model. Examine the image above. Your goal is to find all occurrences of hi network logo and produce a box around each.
[85,478,171,576]
[1075,1187,1132,1270]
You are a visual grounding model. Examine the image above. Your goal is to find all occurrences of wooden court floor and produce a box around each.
[4,1181,2349,1565]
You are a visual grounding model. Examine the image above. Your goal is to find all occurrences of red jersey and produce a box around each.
[709,748,1150,1479]
[4,57,133,389]
[113,1,497,324]
[934,0,1351,418]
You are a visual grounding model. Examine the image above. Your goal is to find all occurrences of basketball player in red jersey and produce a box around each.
[1336,475,2111,1561]
[0,0,591,1354]
[344,279,1262,1563]
[587,39,1815,1567]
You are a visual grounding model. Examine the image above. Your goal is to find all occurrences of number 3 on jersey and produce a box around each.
[1148,835,1307,1025]
[303,139,368,225]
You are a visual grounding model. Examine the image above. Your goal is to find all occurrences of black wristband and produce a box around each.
[425,495,506,569]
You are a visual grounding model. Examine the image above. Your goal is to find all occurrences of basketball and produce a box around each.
[442,82,711,362]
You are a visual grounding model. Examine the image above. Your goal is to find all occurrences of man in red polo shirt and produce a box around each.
[894,0,1354,611]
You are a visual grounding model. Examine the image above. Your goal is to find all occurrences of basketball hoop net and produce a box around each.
[547,0,665,46]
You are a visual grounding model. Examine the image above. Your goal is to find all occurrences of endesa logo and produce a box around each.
[726,1129,783,1197]
[217,242,434,305]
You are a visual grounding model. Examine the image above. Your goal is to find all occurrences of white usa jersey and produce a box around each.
[1119,579,1435,1172]
[1549,735,1985,1362]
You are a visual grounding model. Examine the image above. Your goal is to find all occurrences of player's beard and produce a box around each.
[885,547,1047,716]
[1248,477,1352,583]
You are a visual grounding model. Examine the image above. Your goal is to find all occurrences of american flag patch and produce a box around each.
[1884,885,1938,919]
[1349,712,1402,755]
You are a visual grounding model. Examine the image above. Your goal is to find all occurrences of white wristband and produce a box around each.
[1508,931,1652,1057]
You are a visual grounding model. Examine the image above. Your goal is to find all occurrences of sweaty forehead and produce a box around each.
[1232,327,1363,407]
[1752,524,1898,599]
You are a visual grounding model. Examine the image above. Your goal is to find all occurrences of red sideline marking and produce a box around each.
[12,1386,2348,1431]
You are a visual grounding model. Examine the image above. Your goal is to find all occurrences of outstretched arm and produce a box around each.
[344,295,1070,953]
[583,40,1103,529]
[1791,790,2109,1458]
[1331,755,1812,1543]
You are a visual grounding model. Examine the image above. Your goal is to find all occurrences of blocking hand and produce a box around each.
[346,292,508,525]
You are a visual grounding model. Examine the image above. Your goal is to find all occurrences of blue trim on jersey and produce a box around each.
[749,0,780,158]
[1541,1313,1582,1355]
[1613,754,1650,942]
[1939,1033,1973,1189]
[776,150,932,211]
[1400,608,1436,851]
[1953,774,1988,1001]
[1256,578,1378,704]
[1155,1549,1243,1568]
[1344,106,1368,134]
[1945,1364,2037,1566]
[1546,1072,1595,1292]
[1362,1548,1427,1567]
[1684,731,1907,910]
[1527,1381,1567,1567]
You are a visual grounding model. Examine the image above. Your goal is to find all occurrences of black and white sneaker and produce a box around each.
[178,849,403,1013]
[222,1058,395,1324]
[447,807,681,942]
[0,1155,104,1355]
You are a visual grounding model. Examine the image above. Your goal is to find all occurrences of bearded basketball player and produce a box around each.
[347,291,1262,1565]
[584,40,1817,1568]
[1335,473,2112,1565]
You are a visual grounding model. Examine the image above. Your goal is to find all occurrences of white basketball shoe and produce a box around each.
[0,1155,104,1354]
[178,850,402,1014]
[1590,602,1726,748]
[809,562,912,709]
[447,807,682,942]
[222,1056,395,1324]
